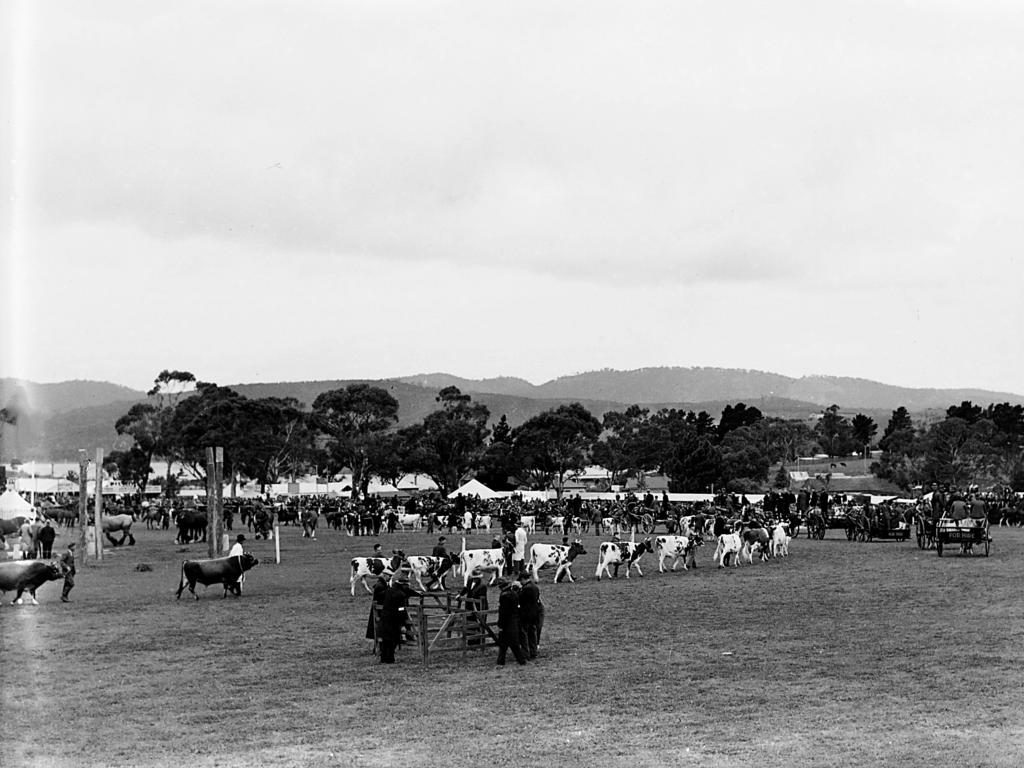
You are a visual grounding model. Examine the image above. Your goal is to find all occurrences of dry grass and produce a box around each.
[3,522,1024,768]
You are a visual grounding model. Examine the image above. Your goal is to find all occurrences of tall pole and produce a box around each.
[206,448,216,558]
[94,448,104,561]
[77,449,88,568]
[215,447,224,556]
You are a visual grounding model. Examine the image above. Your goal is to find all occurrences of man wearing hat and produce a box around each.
[378,573,420,664]
[60,542,77,602]
[496,579,527,666]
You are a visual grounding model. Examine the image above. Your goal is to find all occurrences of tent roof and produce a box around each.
[0,489,35,519]
[448,478,498,500]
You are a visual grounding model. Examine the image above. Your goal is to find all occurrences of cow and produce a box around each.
[175,510,208,544]
[475,515,491,531]
[350,551,406,596]
[714,532,742,568]
[519,515,536,533]
[0,516,28,540]
[175,553,259,600]
[397,513,423,531]
[654,534,703,572]
[595,539,654,580]
[741,527,771,563]
[770,523,791,558]
[528,540,587,582]
[405,553,460,591]
[458,547,505,586]
[0,560,66,605]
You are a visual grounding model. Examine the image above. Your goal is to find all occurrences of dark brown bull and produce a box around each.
[0,560,67,605]
[175,553,259,600]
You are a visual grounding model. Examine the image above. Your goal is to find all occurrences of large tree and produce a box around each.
[402,387,491,495]
[815,405,855,457]
[511,403,602,497]
[232,397,315,492]
[312,384,400,498]
[850,414,878,458]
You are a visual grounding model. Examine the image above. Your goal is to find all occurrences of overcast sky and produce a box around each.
[3,1,1023,394]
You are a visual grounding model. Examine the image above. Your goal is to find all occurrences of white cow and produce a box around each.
[713,533,742,568]
[397,514,423,531]
[654,534,702,572]
[349,553,405,596]
[595,539,654,580]
[405,554,459,591]
[475,515,491,531]
[458,548,505,586]
[519,515,536,533]
[528,540,587,582]
[770,523,790,558]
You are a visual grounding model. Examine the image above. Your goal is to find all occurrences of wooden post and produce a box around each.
[94,448,104,561]
[214,447,224,556]
[77,449,88,568]
[274,524,280,564]
[206,448,216,558]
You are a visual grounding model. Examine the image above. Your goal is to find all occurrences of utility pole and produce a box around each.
[77,449,89,568]
[206,447,224,557]
[94,447,104,561]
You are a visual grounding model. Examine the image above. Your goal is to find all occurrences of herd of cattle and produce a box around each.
[348,516,794,596]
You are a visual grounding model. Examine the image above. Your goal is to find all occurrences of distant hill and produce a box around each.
[403,367,1024,412]
[5,367,1023,461]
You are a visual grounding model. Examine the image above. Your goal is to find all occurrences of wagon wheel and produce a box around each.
[641,514,655,534]
[846,526,855,541]
[936,541,943,557]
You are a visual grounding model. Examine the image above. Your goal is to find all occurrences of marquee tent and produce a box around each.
[448,478,500,500]
[0,490,35,520]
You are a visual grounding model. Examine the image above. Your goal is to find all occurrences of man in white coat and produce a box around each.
[513,524,528,576]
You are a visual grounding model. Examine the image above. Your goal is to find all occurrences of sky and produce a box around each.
[3,1,1024,395]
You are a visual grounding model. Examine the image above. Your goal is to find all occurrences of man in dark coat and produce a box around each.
[496,581,527,666]
[457,569,489,646]
[37,520,57,559]
[365,575,390,641]
[378,576,419,664]
[60,542,76,602]
[518,574,542,660]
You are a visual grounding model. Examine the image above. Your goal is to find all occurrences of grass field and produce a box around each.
[3,520,1024,768]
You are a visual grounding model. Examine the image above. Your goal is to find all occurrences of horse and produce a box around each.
[299,508,319,539]
[102,514,136,546]
[0,516,28,539]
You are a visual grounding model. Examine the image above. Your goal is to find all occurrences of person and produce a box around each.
[426,536,452,590]
[495,580,527,666]
[37,519,56,559]
[372,543,383,558]
[365,575,390,643]
[457,568,489,647]
[513,524,528,576]
[20,519,34,560]
[60,542,76,602]
[228,535,246,595]
[518,573,542,660]
[378,575,420,664]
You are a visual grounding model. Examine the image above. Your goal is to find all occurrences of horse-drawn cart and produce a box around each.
[934,517,991,557]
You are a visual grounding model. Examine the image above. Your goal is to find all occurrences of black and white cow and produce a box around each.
[175,553,259,600]
[595,539,654,580]
[654,534,703,572]
[713,532,742,568]
[0,560,66,605]
[458,547,505,586]
[405,553,460,591]
[741,527,771,563]
[350,551,406,596]
[528,540,587,582]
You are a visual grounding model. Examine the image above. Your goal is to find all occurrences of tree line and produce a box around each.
[108,371,1024,498]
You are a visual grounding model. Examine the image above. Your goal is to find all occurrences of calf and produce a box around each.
[349,551,405,596]
[475,515,491,531]
[770,523,791,558]
[405,553,460,591]
[519,515,536,534]
[714,532,742,568]
[595,539,654,580]
[458,547,505,586]
[397,513,423,531]
[528,540,587,582]
[741,528,771,563]
[654,534,703,572]
[175,553,259,600]
[0,560,66,605]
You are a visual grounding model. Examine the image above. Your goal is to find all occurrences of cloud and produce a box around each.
[13,0,1024,295]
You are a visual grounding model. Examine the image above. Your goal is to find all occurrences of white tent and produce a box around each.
[448,478,500,500]
[0,490,36,520]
